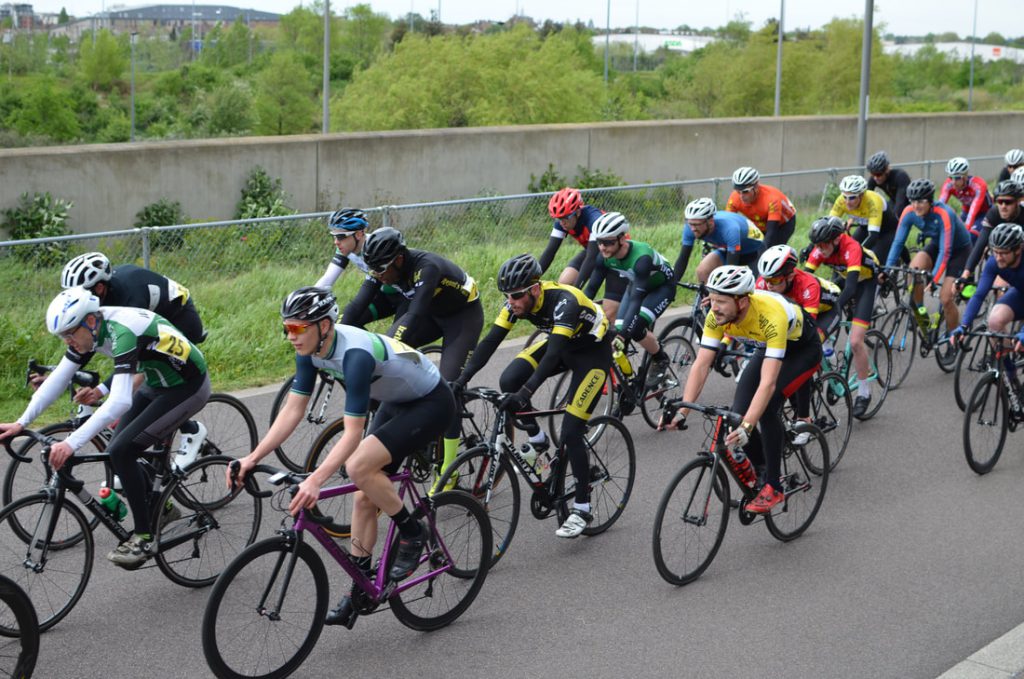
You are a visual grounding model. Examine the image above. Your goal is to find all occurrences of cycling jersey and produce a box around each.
[102,264,204,343]
[315,250,369,288]
[725,184,797,232]
[939,175,992,234]
[806,233,880,282]
[681,211,765,256]
[584,241,675,339]
[755,270,839,319]
[961,254,1024,328]
[868,167,912,217]
[887,202,973,283]
[701,291,805,360]
[549,204,604,248]
[964,203,1024,274]
[538,204,609,287]
[292,324,441,418]
[495,281,608,344]
[829,190,897,236]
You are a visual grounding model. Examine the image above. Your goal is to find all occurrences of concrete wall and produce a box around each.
[1,111,1021,237]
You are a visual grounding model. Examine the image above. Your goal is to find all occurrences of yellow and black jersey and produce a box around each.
[495,281,607,343]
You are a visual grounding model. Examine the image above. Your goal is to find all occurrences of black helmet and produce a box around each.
[361,227,406,272]
[327,208,368,234]
[994,180,1024,200]
[989,223,1024,251]
[866,151,889,174]
[497,254,542,293]
[906,178,936,202]
[281,287,339,323]
[808,216,846,244]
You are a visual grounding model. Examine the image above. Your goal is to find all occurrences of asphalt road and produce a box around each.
[21,328,1024,679]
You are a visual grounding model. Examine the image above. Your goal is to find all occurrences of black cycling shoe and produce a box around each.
[388,520,427,581]
[324,594,358,629]
[852,394,871,418]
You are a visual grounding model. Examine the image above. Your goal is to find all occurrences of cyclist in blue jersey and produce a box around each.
[884,178,973,335]
[673,197,766,283]
[232,287,454,628]
[950,223,1024,353]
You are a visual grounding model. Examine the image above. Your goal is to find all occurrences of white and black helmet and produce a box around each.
[706,265,756,296]
[732,166,760,189]
[1005,149,1024,167]
[61,252,112,290]
[590,211,630,241]
[839,175,868,195]
[47,287,101,336]
[946,157,970,177]
[684,197,717,221]
[989,223,1024,251]
[1012,167,1024,185]
[758,245,799,278]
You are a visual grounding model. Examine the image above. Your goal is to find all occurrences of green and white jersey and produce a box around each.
[597,241,674,287]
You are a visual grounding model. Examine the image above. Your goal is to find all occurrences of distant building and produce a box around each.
[882,41,1024,65]
[591,32,717,55]
[0,3,35,29]
[49,4,280,41]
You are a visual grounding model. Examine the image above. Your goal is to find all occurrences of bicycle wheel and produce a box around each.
[2,423,111,546]
[934,314,958,373]
[880,306,917,389]
[435,445,519,568]
[202,537,329,679]
[555,415,636,536]
[155,455,262,588]
[765,422,829,542]
[0,575,38,678]
[811,371,853,471]
[301,419,354,537]
[191,393,259,460]
[458,389,495,452]
[963,373,1008,475]
[651,456,730,586]
[0,494,93,633]
[655,315,692,343]
[389,490,491,632]
[854,329,891,421]
[270,375,335,473]
[640,333,696,429]
[954,338,995,412]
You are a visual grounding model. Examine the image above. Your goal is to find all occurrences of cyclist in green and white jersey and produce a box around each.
[0,287,210,568]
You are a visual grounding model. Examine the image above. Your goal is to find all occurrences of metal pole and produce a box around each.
[633,0,639,72]
[773,0,784,116]
[130,33,136,141]
[854,0,874,167]
[191,0,196,60]
[603,0,610,84]
[968,0,978,111]
[322,0,330,133]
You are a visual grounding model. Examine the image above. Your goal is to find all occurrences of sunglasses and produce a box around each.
[331,232,353,241]
[687,220,709,230]
[739,187,756,195]
[282,321,312,337]
[596,238,619,247]
[996,198,1018,206]
[505,287,532,301]
[765,275,788,285]
[368,259,395,277]
[843,193,861,201]
[949,175,967,180]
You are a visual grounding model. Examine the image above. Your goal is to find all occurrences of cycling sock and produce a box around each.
[441,437,459,470]
[653,349,668,362]
[858,382,870,398]
[528,430,548,445]
[352,554,372,575]
[390,508,422,539]
[572,502,591,514]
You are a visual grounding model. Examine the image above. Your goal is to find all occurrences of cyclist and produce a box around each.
[658,265,822,513]
[582,212,675,387]
[884,178,974,339]
[960,180,1024,282]
[314,208,400,327]
[1012,167,1024,187]
[830,174,900,261]
[451,254,611,538]
[340,227,483,484]
[674,197,765,283]
[231,287,454,628]
[939,157,992,239]
[0,287,210,568]
[950,223,1024,354]
[725,166,798,248]
[866,150,912,218]
[997,149,1024,183]
[804,216,881,417]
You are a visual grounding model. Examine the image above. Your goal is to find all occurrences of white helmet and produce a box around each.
[758,245,798,278]
[946,157,970,177]
[1005,149,1024,166]
[732,166,760,189]
[706,265,756,296]
[1012,167,1024,185]
[839,175,868,195]
[61,252,111,289]
[590,211,630,241]
[46,287,101,336]
[684,197,717,221]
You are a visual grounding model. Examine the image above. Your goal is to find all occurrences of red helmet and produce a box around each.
[548,188,582,219]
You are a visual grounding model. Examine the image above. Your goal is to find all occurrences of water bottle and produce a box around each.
[822,342,835,359]
[519,443,538,471]
[728,446,758,489]
[98,486,127,521]
[613,348,634,378]
[915,305,931,331]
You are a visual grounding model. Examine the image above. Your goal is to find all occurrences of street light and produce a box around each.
[968,0,978,111]
[130,32,137,141]
[773,0,784,116]
[603,0,610,84]
[322,0,330,133]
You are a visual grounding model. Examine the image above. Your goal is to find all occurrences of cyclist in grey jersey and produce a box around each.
[232,287,455,628]
[0,289,210,567]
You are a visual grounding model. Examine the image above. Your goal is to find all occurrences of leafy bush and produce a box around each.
[527,164,624,193]
[1,192,73,267]
[135,198,187,249]
[527,163,567,194]
[235,166,292,220]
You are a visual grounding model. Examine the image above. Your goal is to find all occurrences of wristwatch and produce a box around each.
[740,421,754,434]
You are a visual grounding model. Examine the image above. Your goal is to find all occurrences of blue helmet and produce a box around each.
[327,208,369,235]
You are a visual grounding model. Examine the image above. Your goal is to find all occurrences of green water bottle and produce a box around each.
[98,486,127,521]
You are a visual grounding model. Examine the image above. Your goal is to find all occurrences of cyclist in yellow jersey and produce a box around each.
[829,175,901,266]
[659,265,821,513]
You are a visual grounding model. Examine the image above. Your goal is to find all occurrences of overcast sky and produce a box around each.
[32,0,1024,40]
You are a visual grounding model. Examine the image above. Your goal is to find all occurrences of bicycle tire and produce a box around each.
[640,334,696,429]
[933,314,958,373]
[0,575,39,678]
[0,494,93,633]
[202,536,329,679]
[269,374,334,473]
[655,315,692,343]
[301,419,354,538]
[554,415,636,536]
[853,329,892,421]
[880,306,917,389]
[963,372,1009,475]
[651,455,730,586]
[155,455,262,588]
[954,337,994,412]
[813,371,853,471]
[196,393,259,460]
[434,444,519,568]
[2,423,111,547]
[388,490,491,631]
[765,422,829,542]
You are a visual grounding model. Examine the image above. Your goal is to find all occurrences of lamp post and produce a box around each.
[967,0,978,111]
[854,0,874,167]
[773,0,784,116]
[603,0,610,84]
[130,32,137,141]
[322,0,330,133]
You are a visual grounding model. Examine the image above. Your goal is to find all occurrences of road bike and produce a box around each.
[962,330,1024,475]
[821,313,892,421]
[0,575,38,679]
[201,460,490,679]
[651,400,829,586]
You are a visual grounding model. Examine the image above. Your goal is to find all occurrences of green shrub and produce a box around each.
[235,166,292,220]
[135,198,187,249]
[1,192,73,267]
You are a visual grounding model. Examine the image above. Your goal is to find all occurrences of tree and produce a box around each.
[338,3,390,69]
[78,29,127,90]
[205,15,251,68]
[205,79,253,135]
[58,8,69,24]
[253,50,317,135]
[5,77,81,141]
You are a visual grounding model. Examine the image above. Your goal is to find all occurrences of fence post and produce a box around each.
[141,227,151,269]
[382,206,394,229]
[819,168,839,212]
[712,178,721,205]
